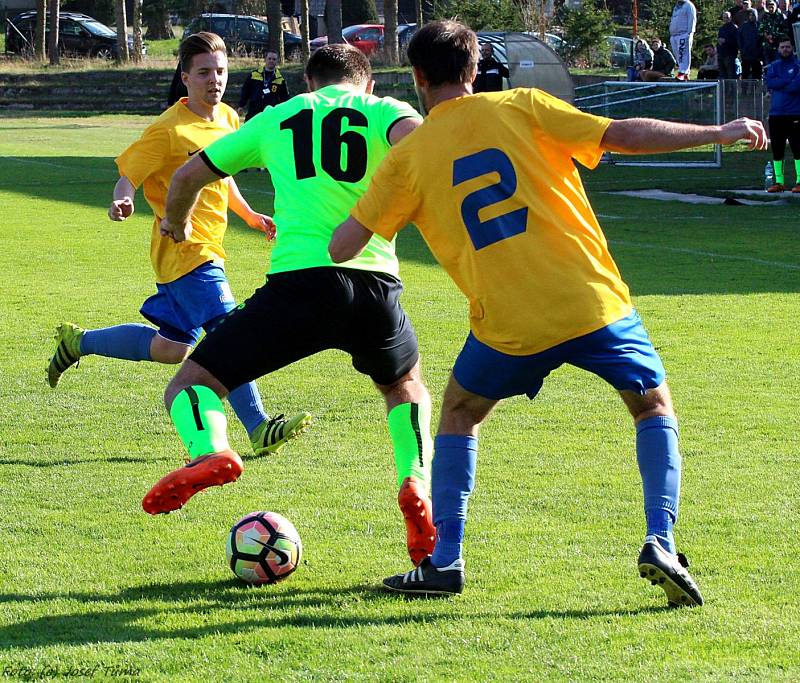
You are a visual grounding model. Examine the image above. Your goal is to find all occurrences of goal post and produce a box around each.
[574,80,723,168]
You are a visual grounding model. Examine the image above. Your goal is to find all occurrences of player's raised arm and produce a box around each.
[227,177,276,239]
[161,155,221,242]
[108,176,136,221]
[602,117,768,154]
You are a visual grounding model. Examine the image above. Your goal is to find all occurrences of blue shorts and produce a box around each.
[140,261,236,346]
[453,310,666,401]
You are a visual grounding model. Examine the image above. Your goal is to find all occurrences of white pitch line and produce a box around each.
[609,239,800,271]
[3,155,92,171]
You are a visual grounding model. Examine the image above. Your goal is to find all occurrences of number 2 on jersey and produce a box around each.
[280,108,368,183]
[453,148,528,250]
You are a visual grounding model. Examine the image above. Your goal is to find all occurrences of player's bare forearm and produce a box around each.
[109,176,136,221]
[602,117,768,154]
[227,177,276,238]
[329,216,374,263]
[165,157,210,225]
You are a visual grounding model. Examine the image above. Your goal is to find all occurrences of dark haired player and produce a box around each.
[331,20,767,604]
[145,44,435,567]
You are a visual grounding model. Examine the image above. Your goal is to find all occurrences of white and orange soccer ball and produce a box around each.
[226,511,302,585]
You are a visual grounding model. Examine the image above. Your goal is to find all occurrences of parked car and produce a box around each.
[5,11,143,59]
[310,23,417,56]
[606,35,634,67]
[184,14,302,59]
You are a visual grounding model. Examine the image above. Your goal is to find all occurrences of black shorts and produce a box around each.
[190,266,419,390]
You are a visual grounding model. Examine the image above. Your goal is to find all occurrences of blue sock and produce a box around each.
[228,382,269,436]
[430,434,477,567]
[636,415,681,554]
[80,324,155,361]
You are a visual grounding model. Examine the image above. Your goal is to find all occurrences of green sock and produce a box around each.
[387,402,433,489]
[774,159,785,184]
[795,159,800,184]
[169,385,231,459]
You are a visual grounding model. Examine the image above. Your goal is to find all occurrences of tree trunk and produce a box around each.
[299,0,310,62]
[35,0,46,60]
[132,0,144,63]
[267,0,284,61]
[384,0,398,64]
[47,0,59,65]
[415,0,422,27]
[143,1,173,41]
[326,0,342,44]
[115,0,129,62]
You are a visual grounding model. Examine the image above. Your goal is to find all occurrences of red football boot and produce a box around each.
[397,477,436,566]
[142,450,243,515]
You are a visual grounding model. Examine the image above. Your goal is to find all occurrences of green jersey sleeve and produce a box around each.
[202,110,271,176]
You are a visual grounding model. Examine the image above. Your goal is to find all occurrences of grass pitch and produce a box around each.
[0,114,798,681]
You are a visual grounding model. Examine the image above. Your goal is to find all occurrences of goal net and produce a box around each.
[574,80,723,167]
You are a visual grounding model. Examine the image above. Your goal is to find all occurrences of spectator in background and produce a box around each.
[237,50,289,121]
[634,38,654,70]
[473,42,510,93]
[697,44,721,78]
[760,0,788,63]
[734,0,754,26]
[640,38,677,80]
[789,0,800,48]
[740,9,764,80]
[670,0,697,79]
[718,11,740,78]
[764,36,800,192]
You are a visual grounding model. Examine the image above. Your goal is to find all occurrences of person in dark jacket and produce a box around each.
[788,0,800,49]
[640,38,677,80]
[718,11,740,79]
[765,36,800,191]
[237,51,289,120]
[739,10,764,80]
[760,0,788,63]
[472,43,510,92]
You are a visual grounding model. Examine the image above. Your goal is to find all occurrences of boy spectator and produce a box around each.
[760,0,788,63]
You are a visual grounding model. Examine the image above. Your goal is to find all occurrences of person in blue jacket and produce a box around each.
[765,35,800,191]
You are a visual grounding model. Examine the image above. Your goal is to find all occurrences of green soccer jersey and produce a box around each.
[203,83,420,276]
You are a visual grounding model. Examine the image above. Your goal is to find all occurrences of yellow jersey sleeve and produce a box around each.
[525,89,612,170]
[115,124,170,188]
[352,149,418,241]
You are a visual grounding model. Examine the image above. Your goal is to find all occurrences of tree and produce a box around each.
[326,0,343,44]
[35,0,46,60]
[431,0,526,31]
[131,0,144,63]
[385,0,399,64]
[342,0,378,25]
[561,2,614,65]
[299,0,311,62]
[267,0,284,61]
[47,0,59,65]
[115,0,129,62]
[142,0,173,41]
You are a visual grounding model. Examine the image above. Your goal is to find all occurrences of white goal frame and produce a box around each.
[574,81,723,168]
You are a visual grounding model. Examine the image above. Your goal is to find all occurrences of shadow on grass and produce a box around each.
[0,455,153,467]
[0,579,673,648]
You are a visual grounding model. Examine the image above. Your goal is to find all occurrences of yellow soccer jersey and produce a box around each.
[352,88,633,356]
[115,99,239,284]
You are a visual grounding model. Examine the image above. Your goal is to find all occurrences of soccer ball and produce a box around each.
[226,511,302,585]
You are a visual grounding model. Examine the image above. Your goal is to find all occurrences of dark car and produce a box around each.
[184,14,302,59]
[5,11,142,59]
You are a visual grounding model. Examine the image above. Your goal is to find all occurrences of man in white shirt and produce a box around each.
[670,0,698,79]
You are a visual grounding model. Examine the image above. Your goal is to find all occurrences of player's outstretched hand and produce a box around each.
[246,212,276,240]
[159,217,193,242]
[108,197,134,221]
[720,118,768,150]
